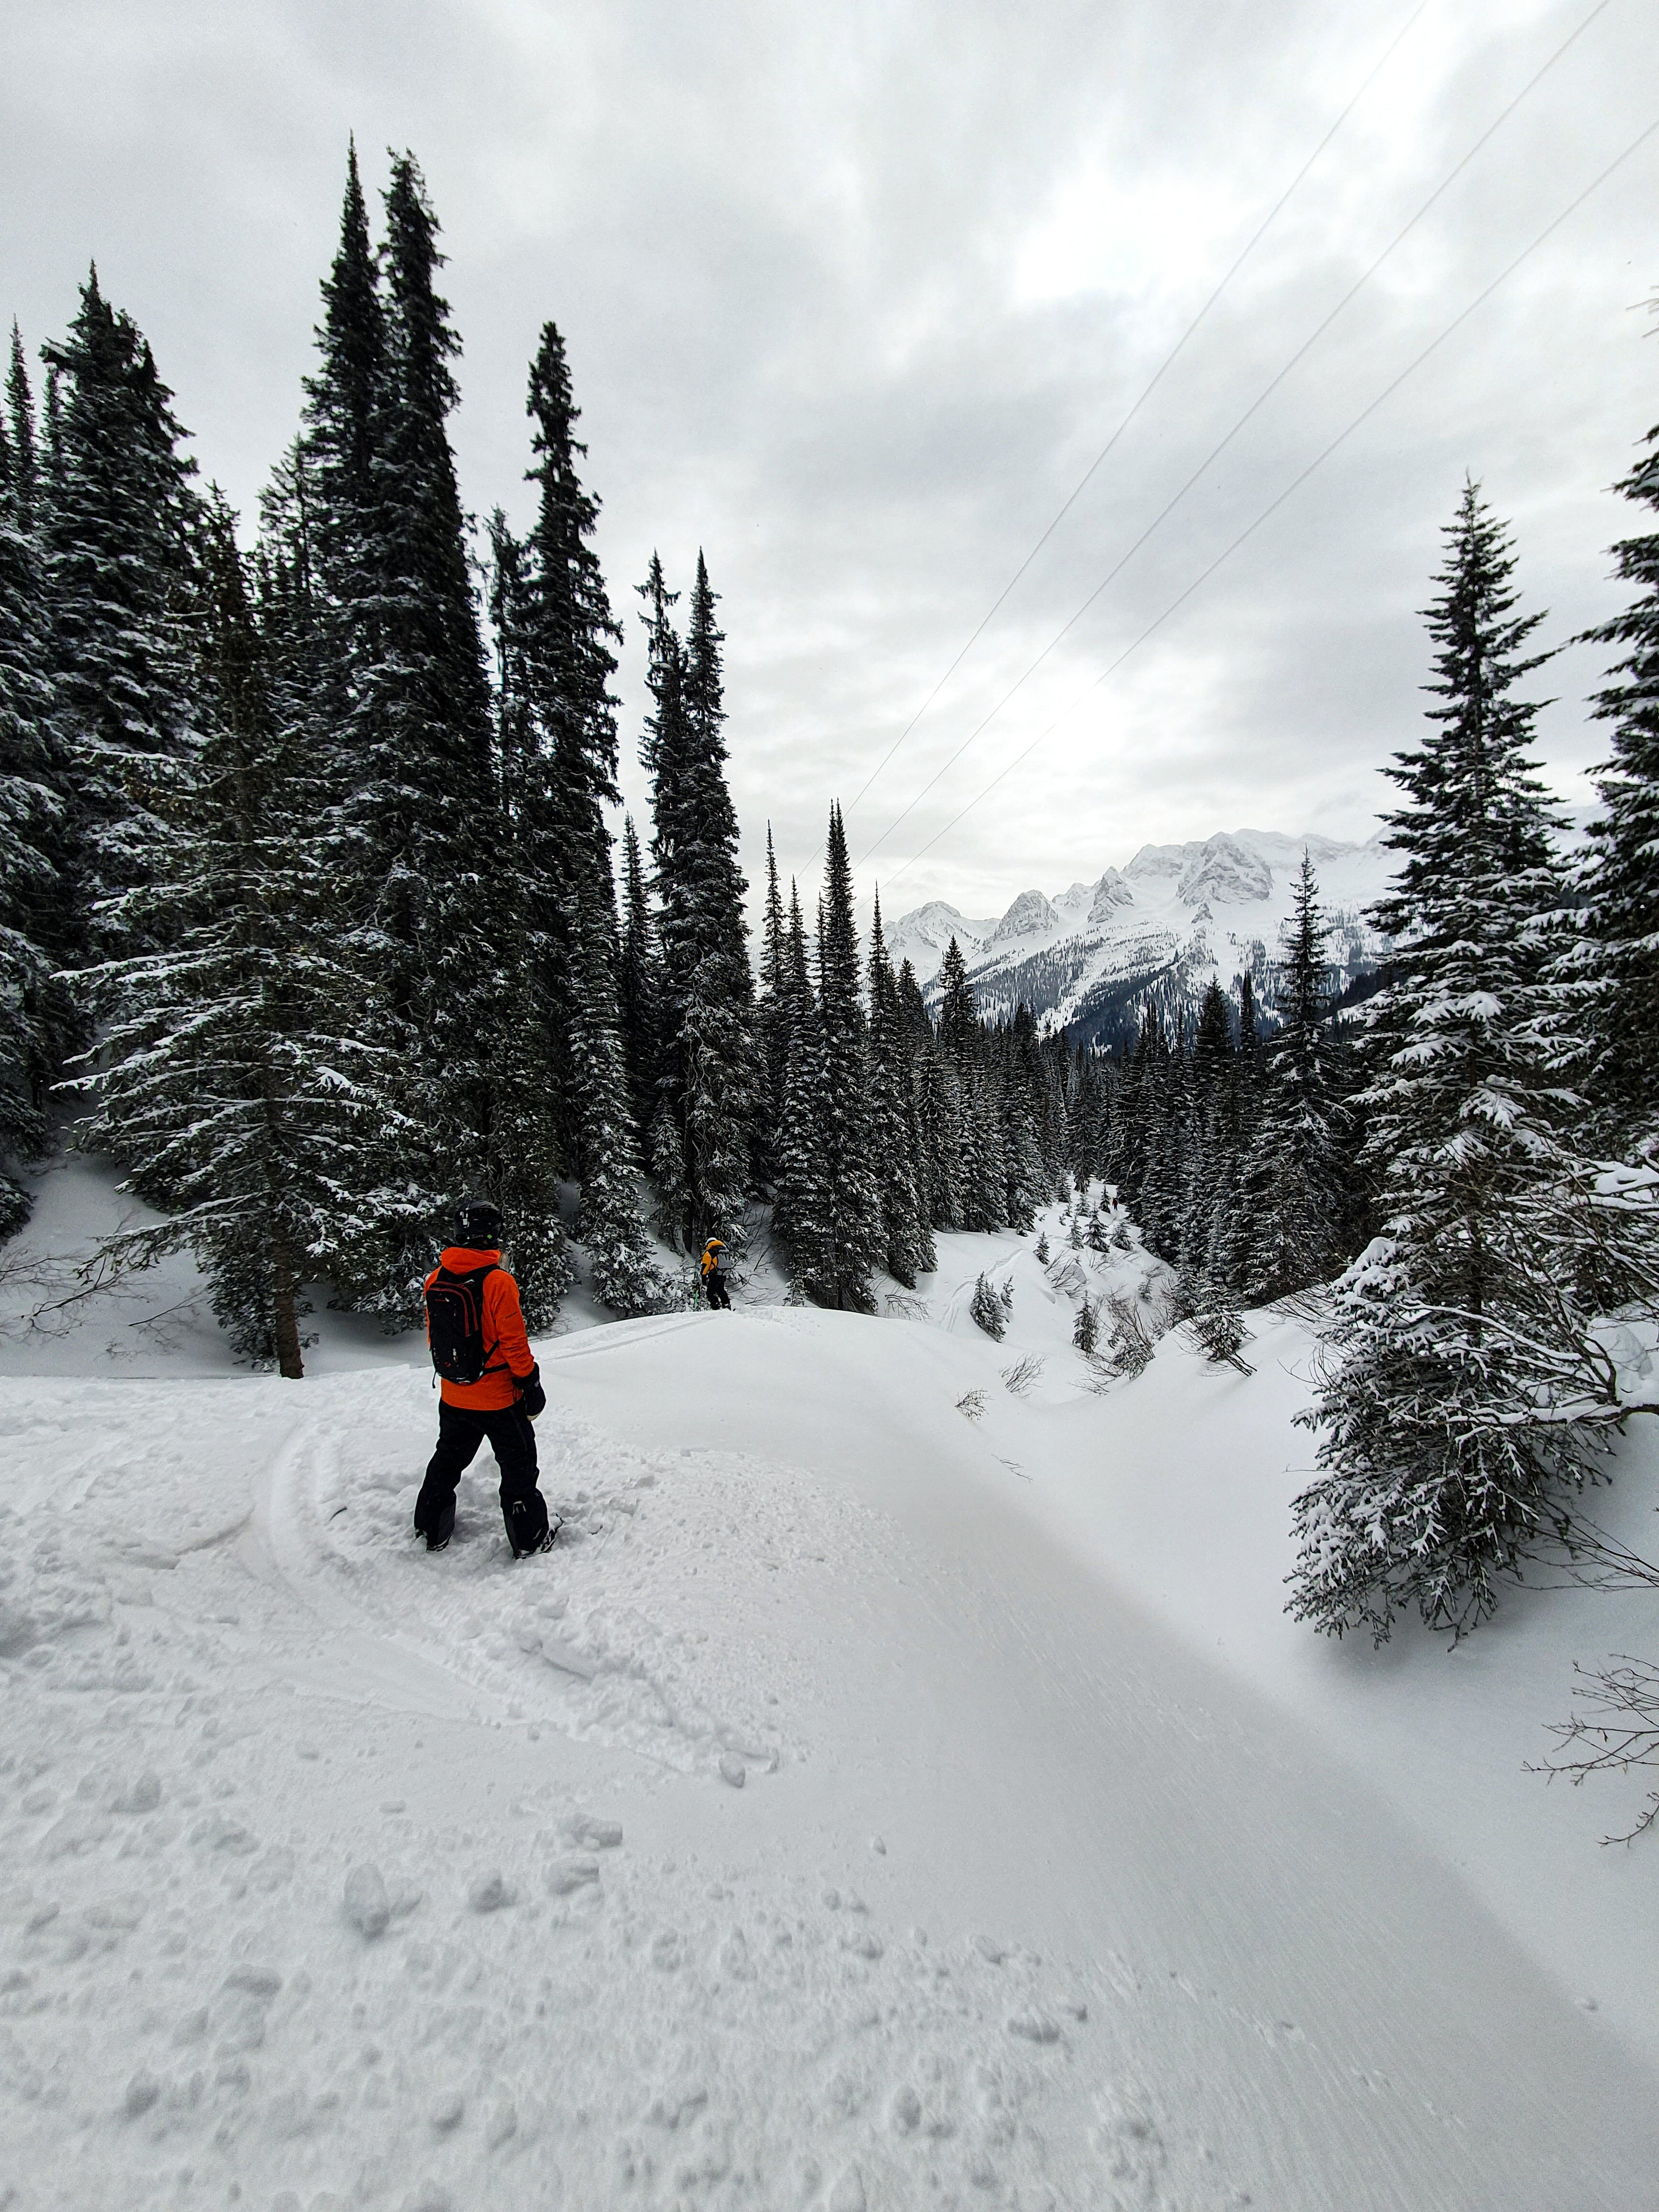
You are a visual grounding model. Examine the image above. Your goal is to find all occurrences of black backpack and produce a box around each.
[426,1263,502,1387]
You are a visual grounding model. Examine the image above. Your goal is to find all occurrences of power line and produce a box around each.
[832,0,1434,839]
[877,109,1659,896]
[852,0,1617,876]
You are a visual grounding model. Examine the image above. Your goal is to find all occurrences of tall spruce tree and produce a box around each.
[304,150,507,1311]
[301,140,386,676]
[82,496,399,1374]
[771,879,827,1285]
[515,319,656,1313]
[936,936,977,1063]
[788,807,881,1308]
[616,813,661,1158]
[8,326,40,530]
[42,270,199,944]
[640,550,751,1248]
[867,893,935,1285]
[1236,853,1348,1300]
[751,826,790,1197]
[1183,979,1235,1278]
[0,328,73,1229]
[482,510,571,1326]
[1580,299,1659,1146]
[1290,483,1640,1642]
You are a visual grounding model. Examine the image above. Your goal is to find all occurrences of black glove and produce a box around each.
[516,1365,546,1420]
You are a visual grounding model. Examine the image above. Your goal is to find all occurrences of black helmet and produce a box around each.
[456,1197,504,1247]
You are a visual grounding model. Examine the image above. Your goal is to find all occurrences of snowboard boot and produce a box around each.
[415,1496,456,1553]
[505,1495,558,1559]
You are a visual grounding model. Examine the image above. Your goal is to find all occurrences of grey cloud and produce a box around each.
[2,0,1653,925]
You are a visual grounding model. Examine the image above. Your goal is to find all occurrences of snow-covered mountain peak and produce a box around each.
[1124,841,1188,882]
[1177,833,1273,908]
[993,888,1058,944]
[889,823,1394,1048]
[1088,869,1134,922]
[893,899,994,963]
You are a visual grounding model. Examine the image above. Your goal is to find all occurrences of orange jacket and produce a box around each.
[424,1245,536,1411]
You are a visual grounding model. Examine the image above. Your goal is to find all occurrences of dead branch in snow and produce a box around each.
[1000,1354,1044,1398]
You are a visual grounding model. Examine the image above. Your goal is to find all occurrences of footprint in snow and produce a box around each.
[564,1812,622,1849]
[718,1928,757,1981]
[828,2166,867,2212]
[467,1869,512,1913]
[344,1862,390,1939]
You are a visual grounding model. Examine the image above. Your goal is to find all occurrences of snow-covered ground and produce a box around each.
[3,1155,1657,2210]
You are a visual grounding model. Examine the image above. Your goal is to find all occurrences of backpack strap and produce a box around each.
[471,1264,508,1376]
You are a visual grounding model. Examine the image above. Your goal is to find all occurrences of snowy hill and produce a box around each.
[890,827,1393,1046]
[4,1158,1659,2207]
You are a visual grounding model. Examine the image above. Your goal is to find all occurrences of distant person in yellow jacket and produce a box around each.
[700,1237,732,1310]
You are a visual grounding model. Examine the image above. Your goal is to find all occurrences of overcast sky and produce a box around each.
[4,0,1655,922]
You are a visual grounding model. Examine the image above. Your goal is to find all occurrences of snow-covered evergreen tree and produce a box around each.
[480,507,572,1327]
[751,826,790,1197]
[915,1044,962,1231]
[42,270,199,945]
[1291,482,1644,1642]
[569,922,669,1316]
[0,329,75,1230]
[936,936,976,1064]
[7,326,41,531]
[1236,853,1348,1301]
[970,1271,1006,1339]
[866,892,935,1286]
[1579,298,1659,1148]
[1192,1276,1248,1366]
[771,880,830,1285]
[512,318,654,1310]
[79,497,399,1373]
[789,807,880,1309]
[616,813,660,1159]
[640,551,751,1248]
[956,1064,1004,1233]
[298,148,505,1311]
[1001,1078,1046,1234]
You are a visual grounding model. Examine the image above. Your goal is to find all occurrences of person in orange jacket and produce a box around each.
[413,1198,556,1558]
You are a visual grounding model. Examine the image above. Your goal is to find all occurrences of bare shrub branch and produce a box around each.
[1000,1354,1043,1398]
[1527,1656,1659,1845]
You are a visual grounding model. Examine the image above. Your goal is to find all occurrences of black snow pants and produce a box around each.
[415,1400,548,1553]
[704,1269,732,1311]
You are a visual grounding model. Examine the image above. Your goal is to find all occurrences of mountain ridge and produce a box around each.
[886,825,1393,1049]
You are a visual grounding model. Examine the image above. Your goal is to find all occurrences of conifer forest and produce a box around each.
[3,143,1658,1657]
